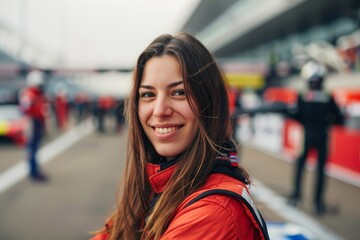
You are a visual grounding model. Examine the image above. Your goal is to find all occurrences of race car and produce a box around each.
[0,104,28,146]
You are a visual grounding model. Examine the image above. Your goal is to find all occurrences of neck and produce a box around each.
[166,156,176,162]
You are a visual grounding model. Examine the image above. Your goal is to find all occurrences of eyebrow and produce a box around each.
[139,80,183,90]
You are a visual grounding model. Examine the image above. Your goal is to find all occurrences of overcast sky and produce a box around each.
[0,0,200,68]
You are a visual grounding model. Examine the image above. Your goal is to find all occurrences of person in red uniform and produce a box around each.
[19,70,49,181]
[54,87,69,131]
[90,33,269,240]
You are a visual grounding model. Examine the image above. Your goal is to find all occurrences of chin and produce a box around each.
[155,147,182,158]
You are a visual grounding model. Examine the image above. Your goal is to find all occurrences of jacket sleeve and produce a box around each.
[286,95,302,121]
[19,89,48,121]
[161,195,262,240]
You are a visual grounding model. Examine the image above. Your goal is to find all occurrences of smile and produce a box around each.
[154,126,181,134]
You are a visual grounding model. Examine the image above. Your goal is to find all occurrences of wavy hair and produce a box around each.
[106,32,250,240]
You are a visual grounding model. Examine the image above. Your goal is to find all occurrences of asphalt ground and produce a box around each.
[0,120,124,240]
[0,119,359,240]
[241,145,360,240]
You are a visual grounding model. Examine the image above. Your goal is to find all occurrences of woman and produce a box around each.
[91,33,269,240]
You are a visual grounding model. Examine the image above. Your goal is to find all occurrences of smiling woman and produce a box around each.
[91,32,269,240]
[138,55,198,158]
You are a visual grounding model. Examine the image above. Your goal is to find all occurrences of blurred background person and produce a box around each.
[114,97,125,133]
[18,70,49,182]
[228,86,242,143]
[95,95,116,133]
[287,61,344,215]
[54,84,69,132]
[73,91,90,124]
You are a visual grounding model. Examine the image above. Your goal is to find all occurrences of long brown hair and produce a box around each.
[107,32,250,240]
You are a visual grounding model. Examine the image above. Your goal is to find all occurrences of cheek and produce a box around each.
[138,104,150,126]
[181,104,196,121]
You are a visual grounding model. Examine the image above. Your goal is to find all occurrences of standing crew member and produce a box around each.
[19,70,49,181]
[288,61,344,215]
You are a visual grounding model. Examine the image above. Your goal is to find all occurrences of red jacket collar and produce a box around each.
[146,163,178,193]
[145,142,239,194]
[146,158,239,194]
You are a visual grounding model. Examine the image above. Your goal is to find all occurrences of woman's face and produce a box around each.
[138,55,198,158]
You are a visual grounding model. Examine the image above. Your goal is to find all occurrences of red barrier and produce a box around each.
[283,119,302,160]
[328,126,360,174]
[283,119,360,177]
[263,87,298,105]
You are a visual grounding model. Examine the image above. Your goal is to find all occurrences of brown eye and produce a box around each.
[172,89,185,96]
[140,92,155,98]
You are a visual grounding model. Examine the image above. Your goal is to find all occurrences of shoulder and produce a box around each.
[203,173,249,195]
[163,193,259,240]
[162,174,262,240]
[188,192,254,226]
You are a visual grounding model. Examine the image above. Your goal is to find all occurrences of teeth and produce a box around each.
[155,127,178,134]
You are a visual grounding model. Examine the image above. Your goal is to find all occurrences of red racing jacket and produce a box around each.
[91,157,269,240]
[19,87,47,122]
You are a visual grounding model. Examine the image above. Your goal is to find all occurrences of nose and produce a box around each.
[153,95,173,118]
